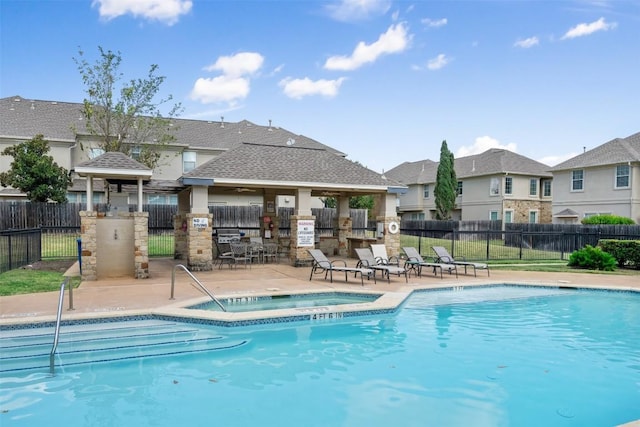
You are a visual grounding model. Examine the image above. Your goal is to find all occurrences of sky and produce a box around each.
[1,0,639,173]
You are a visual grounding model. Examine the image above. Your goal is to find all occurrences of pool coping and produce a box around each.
[2,280,638,330]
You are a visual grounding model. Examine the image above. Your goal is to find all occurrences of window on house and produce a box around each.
[456,181,463,196]
[572,170,584,191]
[183,151,196,173]
[489,211,499,220]
[504,210,513,224]
[131,146,141,161]
[490,178,500,196]
[543,180,552,197]
[529,210,538,223]
[504,177,513,195]
[616,165,630,188]
[529,178,538,196]
[423,184,430,198]
[89,148,105,159]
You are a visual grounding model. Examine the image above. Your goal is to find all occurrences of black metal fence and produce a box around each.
[0,228,42,273]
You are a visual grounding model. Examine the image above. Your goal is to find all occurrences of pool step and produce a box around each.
[0,320,248,373]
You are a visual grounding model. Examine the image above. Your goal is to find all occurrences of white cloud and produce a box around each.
[279,77,346,99]
[325,0,391,21]
[422,18,447,28]
[324,23,411,71]
[190,52,264,104]
[203,52,264,77]
[92,0,192,25]
[189,76,250,104]
[427,53,451,70]
[561,17,617,39]
[537,152,579,166]
[456,136,517,157]
[514,36,539,48]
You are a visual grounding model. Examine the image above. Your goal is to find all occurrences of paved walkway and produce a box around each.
[1,257,639,324]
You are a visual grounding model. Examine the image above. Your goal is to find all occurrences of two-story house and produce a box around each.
[0,96,342,208]
[549,132,640,224]
[386,148,553,223]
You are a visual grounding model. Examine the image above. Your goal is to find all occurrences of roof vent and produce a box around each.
[286,138,295,146]
[268,119,272,131]
[220,116,224,128]
[472,159,476,172]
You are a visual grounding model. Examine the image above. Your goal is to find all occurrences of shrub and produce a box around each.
[598,239,640,269]
[568,245,617,271]
[581,215,635,225]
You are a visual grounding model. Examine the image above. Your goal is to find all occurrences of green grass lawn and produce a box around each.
[0,268,80,296]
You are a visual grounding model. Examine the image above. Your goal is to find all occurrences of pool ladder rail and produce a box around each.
[50,277,73,375]
[170,264,227,312]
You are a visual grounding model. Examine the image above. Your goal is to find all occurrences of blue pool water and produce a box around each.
[1,286,639,427]
[190,292,381,312]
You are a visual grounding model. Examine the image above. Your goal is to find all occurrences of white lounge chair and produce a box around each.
[354,248,408,283]
[432,246,490,277]
[370,244,400,266]
[308,249,375,285]
[402,247,458,279]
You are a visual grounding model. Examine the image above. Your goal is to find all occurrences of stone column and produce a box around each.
[79,210,97,281]
[336,196,352,257]
[186,213,213,271]
[133,211,149,279]
[290,214,316,265]
[174,189,190,260]
[375,193,401,259]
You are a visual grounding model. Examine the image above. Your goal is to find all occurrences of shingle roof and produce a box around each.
[75,151,151,171]
[549,132,640,171]
[385,160,439,184]
[183,142,395,189]
[0,96,344,155]
[455,148,552,178]
[385,148,551,185]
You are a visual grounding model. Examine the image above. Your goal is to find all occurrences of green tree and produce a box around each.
[0,135,72,203]
[74,46,182,168]
[321,195,374,210]
[434,140,457,220]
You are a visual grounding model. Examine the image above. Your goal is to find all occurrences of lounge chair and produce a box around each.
[402,247,458,279]
[370,244,400,266]
[354,248,408,283]
[308,249,375,285]
[432,246,490,277]
[213,238,234,269]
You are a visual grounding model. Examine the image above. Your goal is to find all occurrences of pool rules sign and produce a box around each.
[297,219,315,247]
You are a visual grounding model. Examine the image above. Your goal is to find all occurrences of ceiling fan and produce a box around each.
[226,187,257,193]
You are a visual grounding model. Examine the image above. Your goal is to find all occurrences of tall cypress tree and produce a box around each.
[434,140,457,220]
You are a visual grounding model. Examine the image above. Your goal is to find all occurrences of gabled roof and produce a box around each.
[385,160,438,185]
[384,148,551,185]
[0,96,344,155]
[183,142,400,192]
[455,148,551,178]
[549,132,640,171]
[74,152,152,179]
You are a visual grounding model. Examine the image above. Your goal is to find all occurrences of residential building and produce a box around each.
[386,148,553,223]
[0,95,344,208]
[549,132,640,224]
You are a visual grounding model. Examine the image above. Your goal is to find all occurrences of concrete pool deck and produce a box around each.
[1,257,639,326]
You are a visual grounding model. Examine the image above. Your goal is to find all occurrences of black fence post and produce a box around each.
[77,238,83,275]
[486,231,490,260]
[519,229,523,260]
[451,229,456,256]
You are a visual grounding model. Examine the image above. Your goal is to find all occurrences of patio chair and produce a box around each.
[432,246,490,277]
[230,242,252,269]
[213,238,234,269]
[354,248,408,283]
[370,244,400,266]
[402,247,458,279]
[308,249,375,285]
[262,242,278,264]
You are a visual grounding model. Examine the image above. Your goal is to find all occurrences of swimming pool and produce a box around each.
[189,292,382,312]
[1,285,639,426]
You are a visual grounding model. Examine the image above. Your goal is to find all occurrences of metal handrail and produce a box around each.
[170,264,226,312]
[50,277,70,374]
